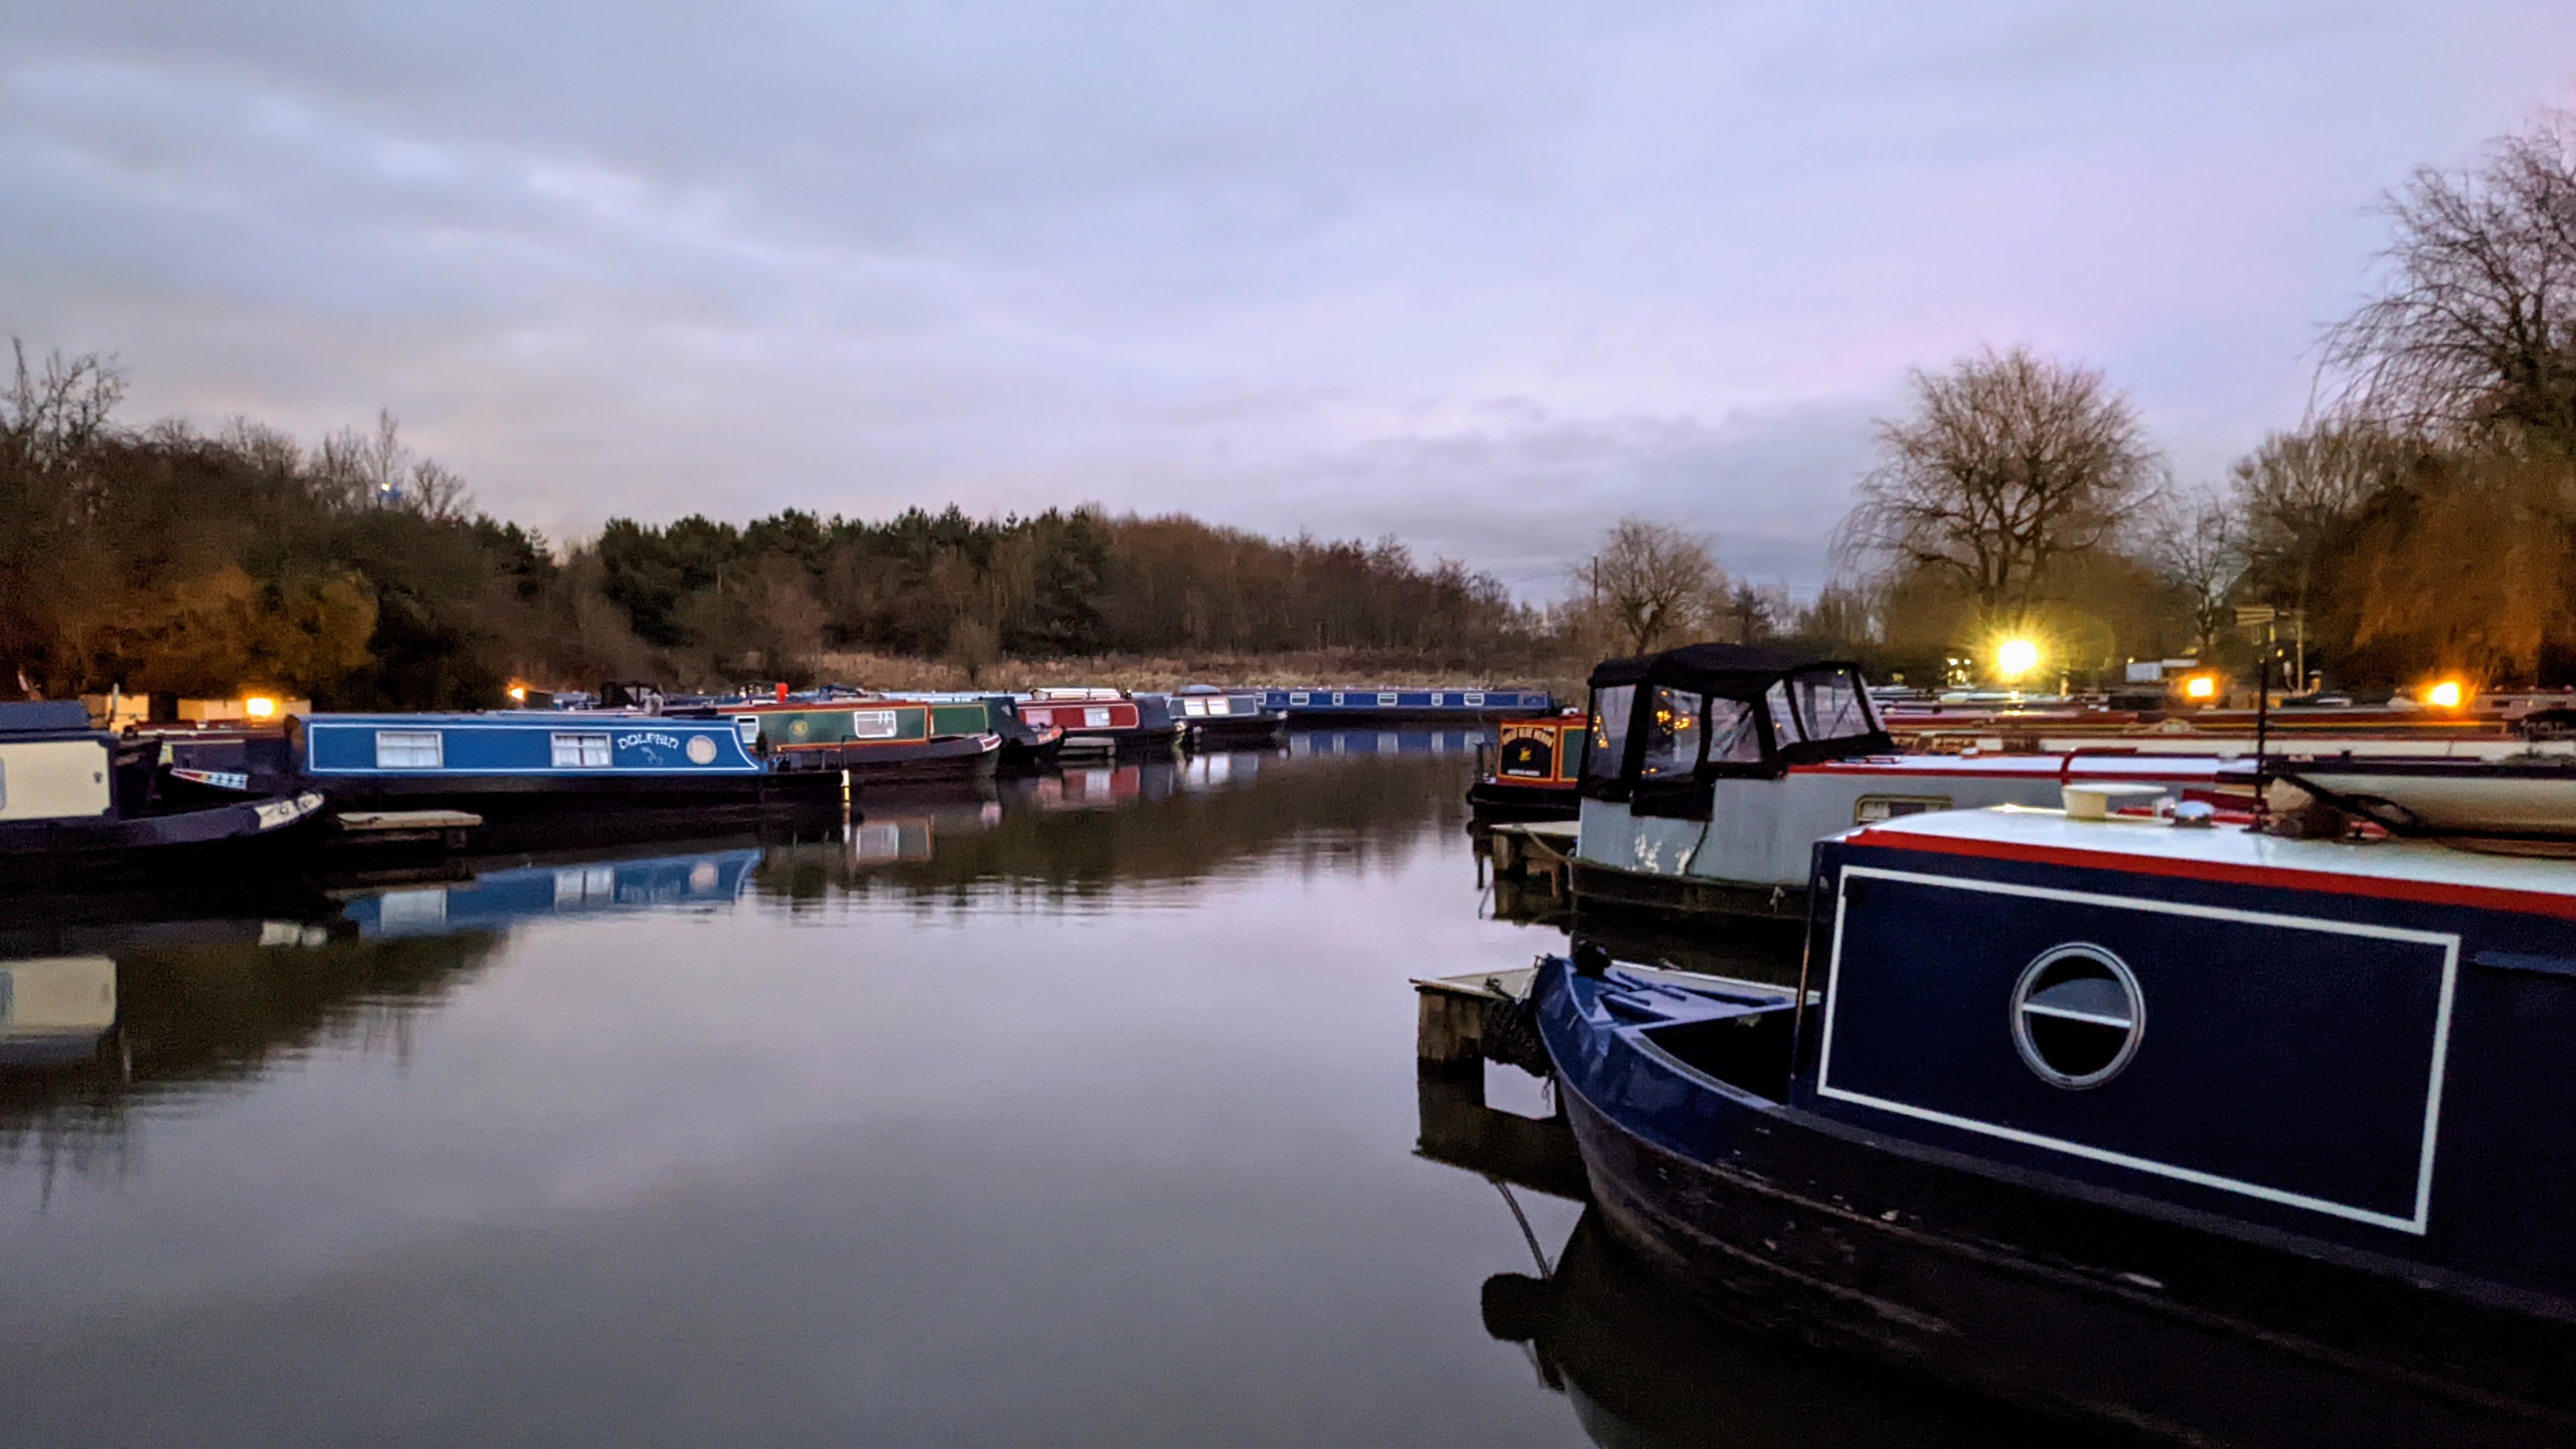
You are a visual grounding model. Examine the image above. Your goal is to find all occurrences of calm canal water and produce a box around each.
[0,732,2065,1447]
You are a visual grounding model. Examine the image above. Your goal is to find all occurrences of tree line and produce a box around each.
[1575,111,2576,694]
[0,366,1541,706]
[14,112,2573,707]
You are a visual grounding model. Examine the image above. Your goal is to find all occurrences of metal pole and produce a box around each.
[2253,621,2272,828]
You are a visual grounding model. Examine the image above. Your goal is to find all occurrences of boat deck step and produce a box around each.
[334,810,484,832]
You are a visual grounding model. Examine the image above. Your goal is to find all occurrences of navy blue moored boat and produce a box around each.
[1532,796,2576,1446]
[0,701,325,889]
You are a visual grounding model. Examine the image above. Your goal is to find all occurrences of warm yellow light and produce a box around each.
[243,696,277,721]
[2427,680,2464,709]
[508,686,527,702]
[1995,638,2040,681]
[2183,674,2217,701]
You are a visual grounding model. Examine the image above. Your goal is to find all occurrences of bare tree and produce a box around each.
[2322,112,2576,454]
[2228,421,2404,627]
[2138,485,2246,656]
[1570,517,1727,655]
[1837,346,2161,625]
[314,408,471,518]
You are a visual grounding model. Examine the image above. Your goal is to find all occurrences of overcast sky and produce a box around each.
[5,3,2573,597]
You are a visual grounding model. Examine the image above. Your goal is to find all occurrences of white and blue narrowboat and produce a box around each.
[1527,795,2576,1446]
[1259,686,1554,723]
[0,701,326,889]
[1570,643,2227,918]
[289,712,842,832]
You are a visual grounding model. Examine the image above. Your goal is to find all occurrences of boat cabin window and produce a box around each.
[1794,667,1875,743]
[1499,730,1555,778]
[1290,692,1310,705]
[1764,684,1804,746]
[851,710,901,740]
[1378,692,1399,706]
[1639,688,1704,776]
[1585,685,1635,779]
[1708,698,1764,765]
[1464,691,1485,706]
[550,732,612,768]
[734,715,760,744]
[375,730,444,769]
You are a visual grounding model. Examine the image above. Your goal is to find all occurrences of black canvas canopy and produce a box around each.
[1586,642,1846,699]
[1579,642,1893,817]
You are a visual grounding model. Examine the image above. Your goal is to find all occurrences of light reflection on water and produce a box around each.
[0,731,2043,1448]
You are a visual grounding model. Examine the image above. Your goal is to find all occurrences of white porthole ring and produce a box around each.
[2009,942,2145,1090]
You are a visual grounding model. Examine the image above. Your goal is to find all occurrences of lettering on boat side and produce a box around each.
[1817,864,2460,1234]
[617,732,683,750]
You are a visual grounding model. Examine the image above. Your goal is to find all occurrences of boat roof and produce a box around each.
[1587,641,1863,698]
[306,713,736,726]
[1845,804,2576,913]
[0,700,96,735]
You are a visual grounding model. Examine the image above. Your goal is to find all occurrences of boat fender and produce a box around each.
[1480,990,1554,1078]
[1570,939,1610,978]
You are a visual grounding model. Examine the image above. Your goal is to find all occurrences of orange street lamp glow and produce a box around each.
[243,696,277,721]
[2426,680,2465,709]
[2183,674,2218,702]
[508,685,528,703]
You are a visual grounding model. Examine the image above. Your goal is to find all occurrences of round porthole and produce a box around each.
[2010,944,2143,1089]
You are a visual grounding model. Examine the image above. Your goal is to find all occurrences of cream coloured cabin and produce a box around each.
[0,737,112,821]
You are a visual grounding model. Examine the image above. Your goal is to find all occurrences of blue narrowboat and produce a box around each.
[0,701,327,890]
[1529,797,2576,1445]
[288,713,842,833]
[1259,686,1554,723]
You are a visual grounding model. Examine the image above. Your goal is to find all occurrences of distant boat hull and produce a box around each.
[1464,777,1578,824]
[772,732,1001,786]
[2284,759,2576,839]
[0,791,330,891]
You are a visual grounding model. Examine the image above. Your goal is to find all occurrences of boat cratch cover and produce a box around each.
[1581,642,1892,819]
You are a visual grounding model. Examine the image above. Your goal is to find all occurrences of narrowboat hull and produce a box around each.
[1537,956,2576,1448]
[0,791,331,891]
[1179,713,1288,749]
[1571,756,2228,920]
[771,732,1001,785]
[312,773,843,853]
[2282,759,2576,840]
[1465,778,1579,824]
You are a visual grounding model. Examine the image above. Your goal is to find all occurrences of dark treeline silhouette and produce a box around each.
[0,347,1537,706]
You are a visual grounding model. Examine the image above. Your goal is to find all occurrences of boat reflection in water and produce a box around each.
[0,842,776,1158]
[1482,1214,2065,1449]
[338,849,761,936]
[0,957,117,1070]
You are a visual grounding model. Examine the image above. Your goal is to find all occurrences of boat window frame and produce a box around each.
[2011,943,2146,1089]
[550,731,613,769]
[1583,684,1637,792]
[373,729,444,770]
[1637,686,1708,779]
[851,709,902,741]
